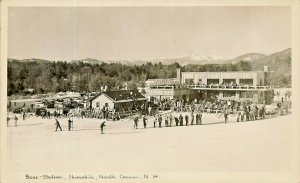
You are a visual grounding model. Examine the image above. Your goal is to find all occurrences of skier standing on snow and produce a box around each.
[134,116,139,129]
[185,114,189,126]
[55,119,62,131]
[68,118,73,131]
[179,114,183,126]
[100,121,106,134]
[169,114,173,127]
[14,115,18,126]
[158,115,162,128]
[143,115,147,128]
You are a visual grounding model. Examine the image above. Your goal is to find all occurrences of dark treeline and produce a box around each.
[7,58,291,96]
[8,60,178,95]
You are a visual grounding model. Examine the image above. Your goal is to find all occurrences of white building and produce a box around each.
[90,90,147,111]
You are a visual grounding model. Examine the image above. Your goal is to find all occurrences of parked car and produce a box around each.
[57,92,66,96]
[55,102,63,109]
[72,97,82,103]
[90,92,97,97]
[46,100,55,108]
[146,101,159,110]
[77,102,84,108]
[36,108,47,116]
[41,99,48,105]
[64,101,77,109]
[57,98,64,102]
[62,97,72,104]
[33,102,45,109]
[13,107,24,114]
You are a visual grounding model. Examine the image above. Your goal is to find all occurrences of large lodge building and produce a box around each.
[147,66,274,104]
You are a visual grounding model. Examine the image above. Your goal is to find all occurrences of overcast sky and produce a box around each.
[8,6,290,61]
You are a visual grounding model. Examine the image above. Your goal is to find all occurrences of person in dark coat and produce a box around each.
[254,105,259,120]
[8,101,12,112]
[248,106,251,115]
[143,115,147,128]
[169,114,173,127]
[237,111,241,122]
[241,110,245,121]
[134,117,139,129]
[262,105,266,119]
[190,112,194,125]
[175,117,179,126]
[100,121,106,134]
[14,115,18,126]
[224,111,228,123]
[158,115,162,128]
[68,118,73,131]
[23,112,26,121]
[57,110,61,118]
[185,114,189,126]
[41,111,45,119]
[7,117,11,127]
[179,114,183,126]
[245,106,249,121]
[47,111,51,119]
[55,119,62,131]
[164,116,169,127]
[81,110,85,119]
[199,112,202,125]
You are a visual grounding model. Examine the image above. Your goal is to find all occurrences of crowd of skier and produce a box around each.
[7,96,291,135]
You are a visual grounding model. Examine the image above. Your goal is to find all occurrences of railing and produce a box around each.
[188,84,273,90]
[149,84,276,90]
[149,85,175,89]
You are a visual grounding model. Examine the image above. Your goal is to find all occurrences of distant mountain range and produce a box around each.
[226,53,267,64]
[8,48,291,66]
[8,58,50,64]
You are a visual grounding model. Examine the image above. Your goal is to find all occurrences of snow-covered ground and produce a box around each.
[6,112,292,175]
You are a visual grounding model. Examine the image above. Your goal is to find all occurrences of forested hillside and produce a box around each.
[7,48,291,95]
[7,60,179,95]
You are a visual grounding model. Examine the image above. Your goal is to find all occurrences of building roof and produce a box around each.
[90,90,147,103]
[181,71,264,74]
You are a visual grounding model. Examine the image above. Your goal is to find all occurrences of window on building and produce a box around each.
[185,79,194,84]
[223,79,236,85]
[240,91,254,98]
[223,91,236,97]
[240,91,246,98]
[207,79,219,85]
[246,92,254,98]
[239,79,253,86]
[96,102,100,107]
[207,91,219,99]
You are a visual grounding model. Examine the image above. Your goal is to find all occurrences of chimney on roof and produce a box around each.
[264,66,269,72]
[264,66,270,85]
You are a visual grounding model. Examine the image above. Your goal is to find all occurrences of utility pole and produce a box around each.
[84,66,90,108]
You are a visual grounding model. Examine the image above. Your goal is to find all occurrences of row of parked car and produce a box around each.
[33,100,55,109]
[12,97,87,115]
[40,97,85,108]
